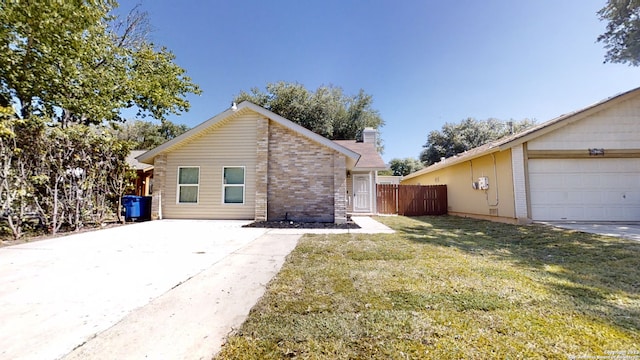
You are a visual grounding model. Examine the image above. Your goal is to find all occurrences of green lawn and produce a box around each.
[215,216,640,359]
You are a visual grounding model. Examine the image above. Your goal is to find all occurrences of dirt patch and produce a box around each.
[243,220,360,229]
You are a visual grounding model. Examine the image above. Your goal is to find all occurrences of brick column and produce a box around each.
[333,154,347,224]
[255,117,269,221]
[151,154,167,220]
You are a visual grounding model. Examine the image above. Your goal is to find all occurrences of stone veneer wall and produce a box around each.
[267,122,340,222]
[151,154,167,220]
[255,117,269,221]
[333,154,347,223]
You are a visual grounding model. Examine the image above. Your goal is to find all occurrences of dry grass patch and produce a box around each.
[216,216,640,359]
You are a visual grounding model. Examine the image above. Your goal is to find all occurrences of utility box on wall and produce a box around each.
[478,176,489,190]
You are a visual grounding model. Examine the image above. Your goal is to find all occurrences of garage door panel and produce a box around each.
[598,158,630,172]
[617,174,640,187]
[529,174,551,189]
[531,190,564,204]
[603,191,636,202]
[529,205,556,220]
[583,206,606,220]
[580,175,603,188]
[608,176,624,188]
[574,191,603,204]
[529,158,640,221]
[564,174,583,188]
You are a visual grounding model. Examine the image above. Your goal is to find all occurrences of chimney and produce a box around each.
[362,127,377,144]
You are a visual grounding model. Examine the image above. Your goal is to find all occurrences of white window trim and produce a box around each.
[222,166,245,205]
[177,166,200,204]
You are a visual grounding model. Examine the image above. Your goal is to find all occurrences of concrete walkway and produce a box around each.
[0,216,393,360]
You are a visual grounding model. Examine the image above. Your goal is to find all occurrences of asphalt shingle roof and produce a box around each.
[333,140,387,169]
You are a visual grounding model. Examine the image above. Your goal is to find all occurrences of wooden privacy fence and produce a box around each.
[376,184,447,216]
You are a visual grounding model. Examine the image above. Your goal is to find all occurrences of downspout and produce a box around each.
[158,191,163,220]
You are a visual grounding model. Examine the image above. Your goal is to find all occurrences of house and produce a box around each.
[334,129,387,214]
[126,150,153,196]
[402,87,640,224]
[136,101,386,223]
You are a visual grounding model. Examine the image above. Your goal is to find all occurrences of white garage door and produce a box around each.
[529,158,640,221]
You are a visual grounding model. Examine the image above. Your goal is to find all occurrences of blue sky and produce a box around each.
[118,0,640,162]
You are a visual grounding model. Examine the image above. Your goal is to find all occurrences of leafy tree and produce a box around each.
[112,119,189,149]
[0,1,201,125]
[31,125,135,233]
[597,0,640,65]
[420,118,535,166]
[0,107,31,239]
[388,157,424,176]
[234,82,384,145]
[158,120,190,143]
[0,2,197,238]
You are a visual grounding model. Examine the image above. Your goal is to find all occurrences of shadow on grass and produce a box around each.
[387,215,640,333]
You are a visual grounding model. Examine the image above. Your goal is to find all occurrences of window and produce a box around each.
[178,167,199,203]
[223,167,245,204]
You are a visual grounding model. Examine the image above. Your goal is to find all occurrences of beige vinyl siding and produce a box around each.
[162,114,259,219]
[528,96,640,151]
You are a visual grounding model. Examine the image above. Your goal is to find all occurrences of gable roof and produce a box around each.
[497,86,640,150]
[333,140,387,170]
[403,86,640,181]
[136,101,361,167]
[126,150,153,171]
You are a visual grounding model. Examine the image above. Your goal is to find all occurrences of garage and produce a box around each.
[400,87,640,224]
[529,158,640,221]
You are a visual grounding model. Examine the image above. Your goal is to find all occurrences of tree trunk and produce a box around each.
[6,213,20,240]
[74,185,81,231]
[52,179,58,234]
[116,178,124,224]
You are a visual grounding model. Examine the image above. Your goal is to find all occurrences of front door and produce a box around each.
[353,175,371,212]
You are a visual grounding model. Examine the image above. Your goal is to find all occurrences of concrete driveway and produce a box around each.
[540,222,640,242]
[0,217,393,360]
[0,220,283,360]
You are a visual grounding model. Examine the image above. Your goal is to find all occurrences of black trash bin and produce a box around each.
[122,195,142,220]
[139,196,152,220]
